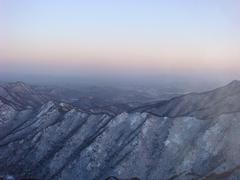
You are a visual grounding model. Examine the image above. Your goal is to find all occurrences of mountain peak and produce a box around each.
[224,80,240,90]
[229,80,240,86]
[7,81,32,93]
[13,81,28,87]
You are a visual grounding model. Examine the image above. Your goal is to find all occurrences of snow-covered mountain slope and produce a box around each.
[133,80,240,119]
[1,81,240,180]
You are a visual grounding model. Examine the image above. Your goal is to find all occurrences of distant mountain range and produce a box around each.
[1,80,240,180]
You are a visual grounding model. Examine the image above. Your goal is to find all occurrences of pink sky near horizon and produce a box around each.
[1,0,240,78]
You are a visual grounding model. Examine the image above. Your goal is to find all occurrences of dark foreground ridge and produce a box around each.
[1,81,240,179]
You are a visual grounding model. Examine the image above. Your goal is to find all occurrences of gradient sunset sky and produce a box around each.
[1,0,240,81]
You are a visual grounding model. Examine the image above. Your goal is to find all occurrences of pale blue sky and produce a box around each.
[0,0,240,80]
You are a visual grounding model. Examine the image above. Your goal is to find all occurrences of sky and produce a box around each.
[0,0,240,84]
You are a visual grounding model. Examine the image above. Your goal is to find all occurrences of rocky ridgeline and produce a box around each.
[1,81,240,179]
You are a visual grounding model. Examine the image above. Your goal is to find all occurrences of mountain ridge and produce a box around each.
[1,80,240,179]
[132,80,240,119]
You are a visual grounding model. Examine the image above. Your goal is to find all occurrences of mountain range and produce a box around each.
[1,80,240,180]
